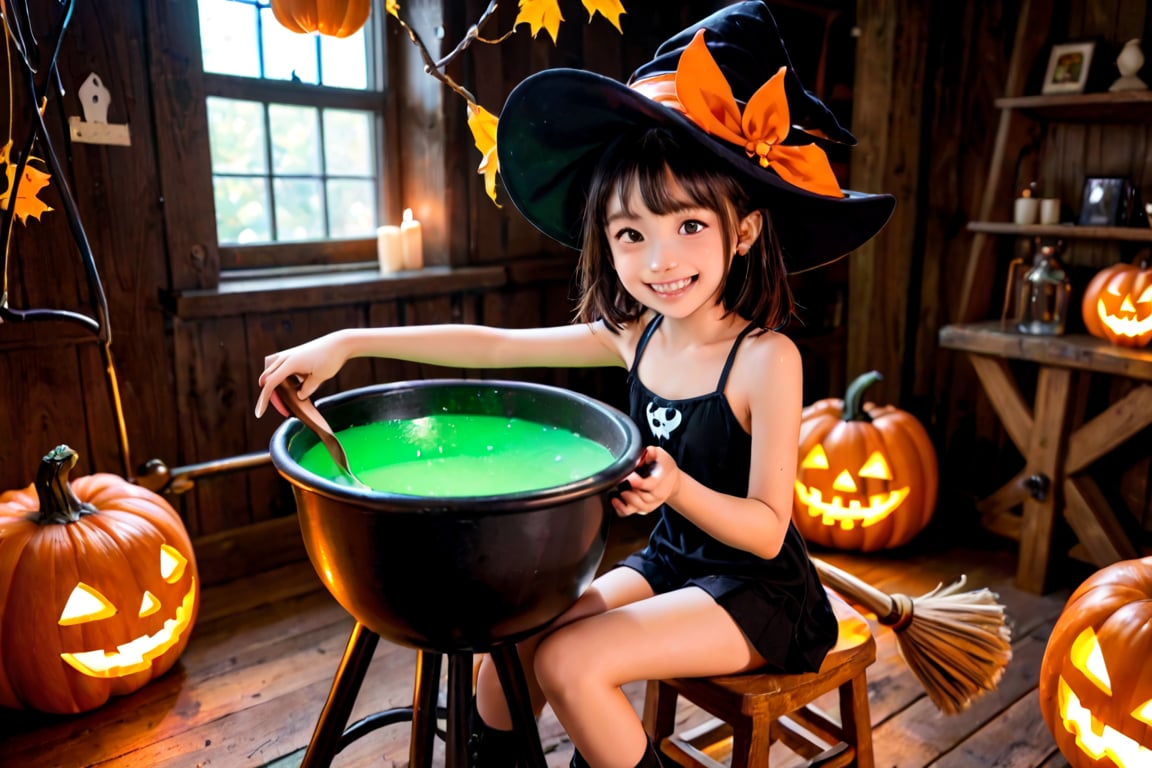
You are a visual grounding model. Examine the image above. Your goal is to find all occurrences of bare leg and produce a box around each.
[534,586,768,768]
[474,567,656,730]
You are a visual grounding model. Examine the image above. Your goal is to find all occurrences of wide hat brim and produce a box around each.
[497,69,895,273]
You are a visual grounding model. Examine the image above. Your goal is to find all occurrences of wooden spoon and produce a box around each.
[275,378,371,490]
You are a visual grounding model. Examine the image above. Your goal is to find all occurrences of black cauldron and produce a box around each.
[270,380,643,653]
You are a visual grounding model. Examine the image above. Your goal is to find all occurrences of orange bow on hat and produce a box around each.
[631,29,842,198]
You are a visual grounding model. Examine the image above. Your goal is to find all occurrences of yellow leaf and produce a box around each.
[515,0,563,44]
[582,0,625,33]
[386,0,399,18]
[0,142,54,224]
[467,103,501,206]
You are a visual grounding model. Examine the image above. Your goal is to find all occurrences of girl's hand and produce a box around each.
[611,445,679,517]
[254,333,348,418]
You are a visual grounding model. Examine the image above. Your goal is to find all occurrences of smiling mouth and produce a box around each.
[60,582,197,678]
[649,276,696,295]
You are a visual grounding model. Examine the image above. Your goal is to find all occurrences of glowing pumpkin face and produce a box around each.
[793,371,937,552]
[57,542,197,679]
[1081,260,1152,348]
[0,446,200,714]
[1039,557,1152,767]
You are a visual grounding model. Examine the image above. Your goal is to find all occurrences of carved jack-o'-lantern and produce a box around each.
[793,371,938,552]
[1039,556,1152,767]
[1081,258,1152,348]
[0,446,199,714]
[270,0,371,38]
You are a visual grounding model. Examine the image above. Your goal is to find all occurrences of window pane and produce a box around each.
[261,8,320,84]
[323,110,374,176]
[321,29,369,89]
[207,97,267,174]
[274,179,326,241]
[214,176,271,243]
[269,105,320,175]
[199,0,260,77]
[327,180,377,237]
[277,179,329,241]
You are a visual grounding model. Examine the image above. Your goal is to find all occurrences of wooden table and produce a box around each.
[939,321,1152,593]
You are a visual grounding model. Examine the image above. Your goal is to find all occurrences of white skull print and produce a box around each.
[646,401,682,440]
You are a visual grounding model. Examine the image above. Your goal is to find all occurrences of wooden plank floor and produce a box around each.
[0,512,1091,768]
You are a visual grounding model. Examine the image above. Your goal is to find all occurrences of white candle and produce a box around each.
[400,208,423,270]
[377,225,403,273]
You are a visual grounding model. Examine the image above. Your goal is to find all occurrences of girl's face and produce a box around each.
[604,177,730,319]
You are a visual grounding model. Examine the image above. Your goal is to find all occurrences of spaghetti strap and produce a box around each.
[629,314,664,376]
[715,323,758,393]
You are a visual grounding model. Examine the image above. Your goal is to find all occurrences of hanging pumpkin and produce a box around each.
[793,371,938,552]
[270,0,372,38]
[1081,257,1152,348]
[0,446,199,714]
[1039,556,1152,768]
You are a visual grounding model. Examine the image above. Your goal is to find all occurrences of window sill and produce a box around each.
[167,264,508,320]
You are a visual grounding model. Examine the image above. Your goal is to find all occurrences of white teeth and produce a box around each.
[651,278,693,294]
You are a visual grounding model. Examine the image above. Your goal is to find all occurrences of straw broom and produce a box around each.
[812,557,1013,715]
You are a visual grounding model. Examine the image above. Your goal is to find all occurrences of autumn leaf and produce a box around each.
[466,103,501,206]
[0,140,54,224]
[582,0,625,33]
[385,0,399,18]
[515,0,563,45]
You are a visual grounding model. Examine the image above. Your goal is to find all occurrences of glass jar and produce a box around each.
[1013,241,1071,335]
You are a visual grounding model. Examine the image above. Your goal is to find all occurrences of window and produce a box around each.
[196,0,386,270]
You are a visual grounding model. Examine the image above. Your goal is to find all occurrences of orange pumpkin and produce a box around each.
[1081,257,1152,348]
[270,0,371,38]
[0,446,199,714]
[1039,556,1152,767]
[793,371,938,552]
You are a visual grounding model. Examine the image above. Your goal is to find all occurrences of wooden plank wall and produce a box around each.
[882,0,1152,532]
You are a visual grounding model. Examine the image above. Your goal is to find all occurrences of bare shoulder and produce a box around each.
[590,315,651,368]
[739,328,802,373]
[727,329,802,425]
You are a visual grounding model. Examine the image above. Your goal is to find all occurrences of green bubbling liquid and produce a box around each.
[297,414,616,496]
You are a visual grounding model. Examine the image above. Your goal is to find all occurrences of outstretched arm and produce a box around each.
[255,322,625,417]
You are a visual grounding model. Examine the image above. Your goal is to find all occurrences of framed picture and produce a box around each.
[1041,41,1095,94]
[1078,176,1129,226]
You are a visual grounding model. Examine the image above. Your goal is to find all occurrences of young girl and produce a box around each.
[256,3,893,766]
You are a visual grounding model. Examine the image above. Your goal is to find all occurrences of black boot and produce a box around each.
[570,740,663,768]
[468,698,520,768]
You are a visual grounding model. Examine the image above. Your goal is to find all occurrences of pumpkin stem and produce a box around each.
[842,371,884,422]
[34,445,98,524]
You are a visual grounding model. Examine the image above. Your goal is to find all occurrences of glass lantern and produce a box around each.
[1010,239,1072,335]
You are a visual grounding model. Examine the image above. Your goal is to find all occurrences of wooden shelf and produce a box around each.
[940,321,1152,378]
[994,90,1152,122]
[967,222,1152,243]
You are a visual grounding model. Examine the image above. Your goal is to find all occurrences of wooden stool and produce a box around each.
[642,591,876,768]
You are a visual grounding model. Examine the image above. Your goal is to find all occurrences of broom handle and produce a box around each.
[812,557,900,621]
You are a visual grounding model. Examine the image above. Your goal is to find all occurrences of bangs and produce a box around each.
[602,129,745,225]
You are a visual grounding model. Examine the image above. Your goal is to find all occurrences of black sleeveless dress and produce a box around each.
[618,315,837,673]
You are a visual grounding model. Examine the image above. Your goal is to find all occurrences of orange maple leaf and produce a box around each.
[386,0,399,18]
[466,103,500,206]
[515,0,563,44]
[0,140,54,224]
[582,0,625,33]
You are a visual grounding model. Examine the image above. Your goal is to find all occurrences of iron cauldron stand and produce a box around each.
[270,380,643,767]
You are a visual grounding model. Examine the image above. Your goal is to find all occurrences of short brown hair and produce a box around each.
[574,128,794,331]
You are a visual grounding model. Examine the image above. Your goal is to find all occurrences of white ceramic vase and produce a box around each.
[1110,39,1147,91]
